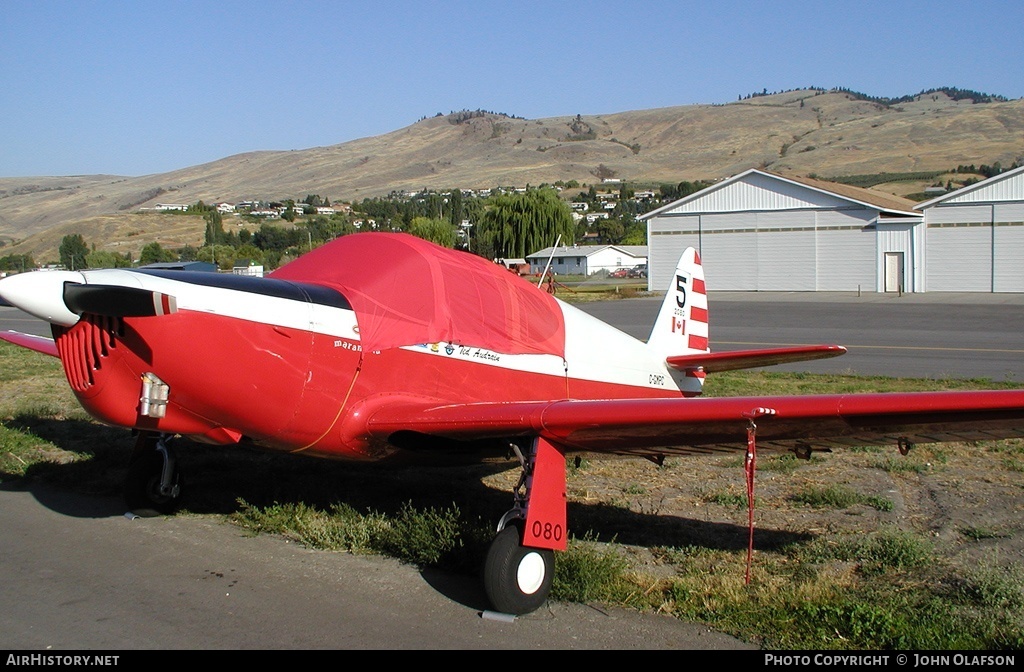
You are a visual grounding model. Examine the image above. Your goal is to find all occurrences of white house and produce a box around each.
[526,245,648,276]
[232,260,264,277]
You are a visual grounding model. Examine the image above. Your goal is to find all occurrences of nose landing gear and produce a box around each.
[123,432,183,516]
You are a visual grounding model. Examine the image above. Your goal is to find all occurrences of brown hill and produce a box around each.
[2,88,1022,261]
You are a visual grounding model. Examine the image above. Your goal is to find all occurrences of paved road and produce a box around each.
[578,291,1024,381]
[0,484,753,651]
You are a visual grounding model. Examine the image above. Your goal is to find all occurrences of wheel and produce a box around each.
[123,445,183,516]
[483,523,554,615]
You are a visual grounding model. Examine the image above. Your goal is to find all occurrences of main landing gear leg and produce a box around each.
[123,431,183,516]
[484,437,566,615]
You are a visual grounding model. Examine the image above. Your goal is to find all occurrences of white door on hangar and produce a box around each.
[884,252,904,292]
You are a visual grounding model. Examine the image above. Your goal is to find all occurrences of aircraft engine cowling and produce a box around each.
[52,310,363,452]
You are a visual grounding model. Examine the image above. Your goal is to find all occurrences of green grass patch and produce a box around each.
[551,534,638,605]
[796,528,931,575]
[959,526,1010,541]
[790,485,893,512]
[231,499,493,573]
[700,488,748,509]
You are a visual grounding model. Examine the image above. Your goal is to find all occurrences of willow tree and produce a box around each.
[478,188,576,259]
[409,216,458,248]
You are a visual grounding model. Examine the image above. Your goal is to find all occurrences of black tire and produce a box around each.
[123,447,183,516]
[483,523,554,615]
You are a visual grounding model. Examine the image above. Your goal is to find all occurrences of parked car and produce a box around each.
[609,268,631,278]
[628,264,647,278]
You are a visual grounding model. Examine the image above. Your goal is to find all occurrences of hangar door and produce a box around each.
[927,204,1024,292]
[694,212,818,290]
[926,224,992,291]
[650,210,877,291]
[993,204,1024,292]
[754,210,816,290]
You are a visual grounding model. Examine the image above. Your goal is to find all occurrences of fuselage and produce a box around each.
[3,263,702,460]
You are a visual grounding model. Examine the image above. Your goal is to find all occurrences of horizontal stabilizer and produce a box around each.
[666,344,846,373]
[63,283,177,318]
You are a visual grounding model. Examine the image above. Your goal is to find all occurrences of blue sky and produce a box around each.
[2,0,1022,177]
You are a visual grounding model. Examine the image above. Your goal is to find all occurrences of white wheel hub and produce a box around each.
[516,551,547,595]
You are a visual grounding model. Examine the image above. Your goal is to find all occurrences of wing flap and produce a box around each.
[666,344,847,373]
[360,390,1024,456]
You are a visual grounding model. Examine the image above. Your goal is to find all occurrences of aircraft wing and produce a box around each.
[360,390,1024,457]
[0,330,58,358]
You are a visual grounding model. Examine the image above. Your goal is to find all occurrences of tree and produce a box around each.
[478,188,576,259]
[177,245,199,262]
[408,217,457,247]
[619,218,647,245]
[0,253,34,272]
[204,210,226,245]
[591,217,625,244]
[139,242,176,266]
[85,250,132,268]
[233,243,265,266]
[197,244,238,270]
[59,234,89,270]
[253,223,302,252]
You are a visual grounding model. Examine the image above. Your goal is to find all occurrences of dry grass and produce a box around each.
[3,89,1022,247]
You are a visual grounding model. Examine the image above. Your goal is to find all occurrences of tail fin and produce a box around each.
[646,247,710,360]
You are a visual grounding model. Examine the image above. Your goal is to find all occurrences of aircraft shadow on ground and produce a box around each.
[10,413,812,552]
[9,414,810,610]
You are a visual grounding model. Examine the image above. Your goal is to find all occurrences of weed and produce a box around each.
[701,488,747,509]
[866,496,894,512]
[960,526,1009,541]
[950,562,1024,610]
[873,456,931,473]
[1001,458,1024,472]
[789,485,893,512]
[551,534,637,605]
[794,529,930,575]
[759,453,810,473]
[376,501,465,566]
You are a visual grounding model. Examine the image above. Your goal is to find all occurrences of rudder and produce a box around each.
[646,247,710,360]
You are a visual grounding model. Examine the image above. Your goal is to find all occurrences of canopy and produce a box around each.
[270,233,566,357]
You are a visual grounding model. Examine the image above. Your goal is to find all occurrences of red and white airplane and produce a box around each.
[3,231,1024,615]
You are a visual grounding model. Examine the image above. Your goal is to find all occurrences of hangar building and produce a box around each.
[914,164,1024,292]
[640,166,1024,293]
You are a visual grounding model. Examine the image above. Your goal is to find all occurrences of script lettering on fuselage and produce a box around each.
[413,343,503,364]
[459,346,501,363]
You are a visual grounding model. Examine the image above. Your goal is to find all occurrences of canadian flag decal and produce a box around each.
[672,317,685,333]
